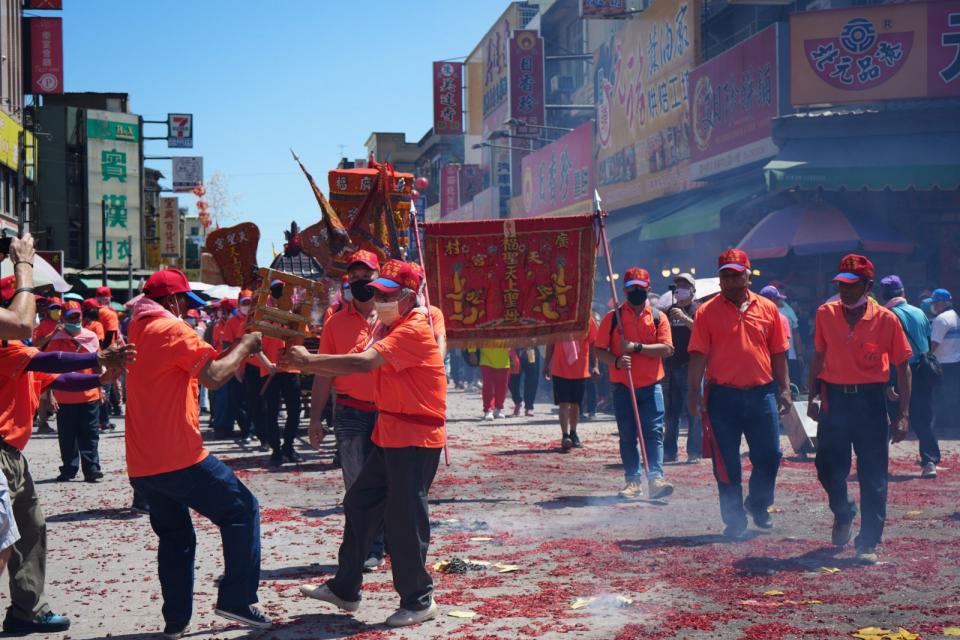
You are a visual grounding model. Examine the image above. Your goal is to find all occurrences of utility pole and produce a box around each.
[101,197,108,287]
[127,233,133,299]
[16,130,25,237]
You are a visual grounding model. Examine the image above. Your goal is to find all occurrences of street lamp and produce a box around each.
[503,118,574,134]
[472,141,534,153]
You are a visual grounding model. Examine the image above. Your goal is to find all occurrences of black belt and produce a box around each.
[0,439,19,454]
[825,382,884,395]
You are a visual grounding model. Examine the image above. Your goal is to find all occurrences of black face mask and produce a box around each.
[627,289,648,306]
[350,279,375,302]
[270,286,283,300]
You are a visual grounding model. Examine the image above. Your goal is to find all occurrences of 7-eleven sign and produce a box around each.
[167,113,193,148]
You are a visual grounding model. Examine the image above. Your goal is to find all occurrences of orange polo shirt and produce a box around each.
[319,302,376,403]
[371,310,446,449]
[32,318,58,343]
[551,318,598,380]
[212,318,229,351]
[428,305,446,339]
[688,291,789,388]
[126,316,216,477]
[85,319,105,342]
[46,332,101,404]
[262,335,299,374]
[596,303,673,388]
[99,306,120,343]
[814,299,912,385]
[222,312,264,373]
[0,341,57,450]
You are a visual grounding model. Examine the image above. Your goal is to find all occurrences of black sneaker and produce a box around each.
[752,509,773,529]
[832,518,853,547]
[55,474,73,482]
[269,452,284,467]
[162,621,190,639]
[363,555,385,572]
[561,436,573,452]
[282,449,302,463]
[3,610,71,634]
[723,523,749,541]
[84,471,104,483]
[569,431,582,448]
[214,604,272,629]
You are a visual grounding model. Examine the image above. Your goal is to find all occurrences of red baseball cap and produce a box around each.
[82,298,101,310]
[369,260,422,293]
[833,254,875,284]
[95,286,112,297]
[220,298,237,312]
[346,249,380,271]
[63,301,82,317]
[46,297,62,310]
[142,268,207,308]
[238,289,253,303]
[623,268,650,288]
[186,309,201,319]
[718,249,751,272]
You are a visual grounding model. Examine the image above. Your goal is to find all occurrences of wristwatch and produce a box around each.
[632,342,644,353]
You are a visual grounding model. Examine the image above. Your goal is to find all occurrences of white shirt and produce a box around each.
[931,308,960,364]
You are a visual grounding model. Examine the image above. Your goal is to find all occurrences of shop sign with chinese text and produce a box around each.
[509,30,545,136]
[516,122,593,218]
[433,62,464,134]
[28,17,62,94]
[791,0,960,105]
[159,197,180,259]
[594,1,700,210]
[689,24,786,180]
[86,110,141,269]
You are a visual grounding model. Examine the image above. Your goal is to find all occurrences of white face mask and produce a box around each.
[375,300,402,326]
[342,287,353,303]
[675,287,693,302]
[841,295,869,310]
[238,303,251,316]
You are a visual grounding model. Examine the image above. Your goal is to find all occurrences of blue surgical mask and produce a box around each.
[65,323,82,335]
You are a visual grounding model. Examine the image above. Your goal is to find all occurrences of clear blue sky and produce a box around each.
[56,0,508,266]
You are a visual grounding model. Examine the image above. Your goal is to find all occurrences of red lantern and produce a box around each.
[411,189,420,199]
[415,176,429,190]
[192,185,206,197]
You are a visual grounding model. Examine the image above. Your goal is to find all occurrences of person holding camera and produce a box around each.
[663,273,702,464]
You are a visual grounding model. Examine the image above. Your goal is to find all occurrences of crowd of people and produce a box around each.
[0,229,955,636]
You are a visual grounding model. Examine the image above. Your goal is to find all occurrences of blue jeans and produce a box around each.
[707,383,782,529]
[664,363,703,460]
[56,401,101,479]
[816,383,888,550]
[130,455,261,626]
[334,405,385,560]
[612,383,665,481]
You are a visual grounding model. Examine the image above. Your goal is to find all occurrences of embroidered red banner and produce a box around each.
[424,215,596,347]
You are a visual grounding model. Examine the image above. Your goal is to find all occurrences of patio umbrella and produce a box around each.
[737,204,914,259]
[0,255,71,292]
[203,284,241,300]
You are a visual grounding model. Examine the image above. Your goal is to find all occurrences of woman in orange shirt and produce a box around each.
[544,318,599,451]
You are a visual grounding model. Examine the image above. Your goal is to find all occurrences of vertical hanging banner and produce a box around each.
[423,215,596,347]
[517,121,593,218]
[159,197,180,259]
[433,62,464,134]
[27,17,63,94]
[440,164,461,217]
[86,110,141,269]
[509,30,546,136]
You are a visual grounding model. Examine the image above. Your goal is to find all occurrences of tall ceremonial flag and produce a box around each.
[424,215,596,347]
[292,150,352,275]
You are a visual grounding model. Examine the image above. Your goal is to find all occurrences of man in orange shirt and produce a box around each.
[0,282,133,635]
[260,280,303,466]
[31,297,62,434]
[286,260,446,628]
[807,254,912,565]
[95,287,123,418]
[688,249,792,540]
[126,269,271,635]
[544,316,598,451]
[220,290,259,446]
[310,249,385,570]
[208,299,239,438]
[596,268,675,500]
[45,301,105,483]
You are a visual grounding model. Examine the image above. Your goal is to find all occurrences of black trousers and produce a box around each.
[508,350,540,410]
[56,401,101,479]
[327,445,441,610]
[242,364,266,443]
[264,372,301,454]
[886,362,939,466]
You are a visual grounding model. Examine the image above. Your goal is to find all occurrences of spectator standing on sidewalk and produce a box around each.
[807,255,912,565]
[126,268,271,635]
[929,288,960,433]
[879,275,940,479]
[595,267,675,501]
[663,273,702,464]
[688,249,792,540]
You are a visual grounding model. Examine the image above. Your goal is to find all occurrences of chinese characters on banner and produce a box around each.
[509,30,545,136]
[440,164,461,218]
[689,24,785,180]
[85,109,141,269]
[791,0,960,105]
[594,1,699,210]
[159,197,180,259]
[580,0,626,19]
[204,222,260,288]
[433,62,463,134]
[423,215,596,347]
[28,17,63,94]
[516,122,593,218]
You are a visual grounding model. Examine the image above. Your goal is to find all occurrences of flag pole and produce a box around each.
[411,202,451,467]
[593,190,650,476]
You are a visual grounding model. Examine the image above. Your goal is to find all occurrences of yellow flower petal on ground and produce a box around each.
[493,563,521,573]
[469,536,494,541]
[905,510,923,516]
[894,628,918,640]
[943,627,960,636]
[570,597,596,610]
[448,610,477,619]
[763,590,785,597]
[851,627,890,640]
[819,566,842,574]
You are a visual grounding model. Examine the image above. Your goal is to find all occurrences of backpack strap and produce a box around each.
[608,305,660,339]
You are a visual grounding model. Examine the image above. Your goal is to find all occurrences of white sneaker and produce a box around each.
[385,601,438,627]
[299,583,360,612]
[493,409,504,419]
[482,411,494,421]
[921,462,938,478]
